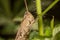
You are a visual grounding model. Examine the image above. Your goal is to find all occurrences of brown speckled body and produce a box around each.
[15,11,34,40]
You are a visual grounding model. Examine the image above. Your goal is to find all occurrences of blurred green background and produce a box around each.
[0,0,60,40]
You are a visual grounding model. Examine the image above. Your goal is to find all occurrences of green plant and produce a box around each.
[35,0,59,40]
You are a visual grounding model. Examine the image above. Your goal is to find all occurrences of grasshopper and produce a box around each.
[15,0,35,40]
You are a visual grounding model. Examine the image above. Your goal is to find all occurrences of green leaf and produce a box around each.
[1,21,18,34]
[50,16,54,30]
[44,27,52,37]
[53,24,60,36]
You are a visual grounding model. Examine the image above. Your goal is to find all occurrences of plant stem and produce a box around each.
[42,0,59,16]
[36,0,42,15]
[38,15,44,36]
[36,0,44,36]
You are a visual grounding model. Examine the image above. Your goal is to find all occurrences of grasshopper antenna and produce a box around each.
[24,0,28,12]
